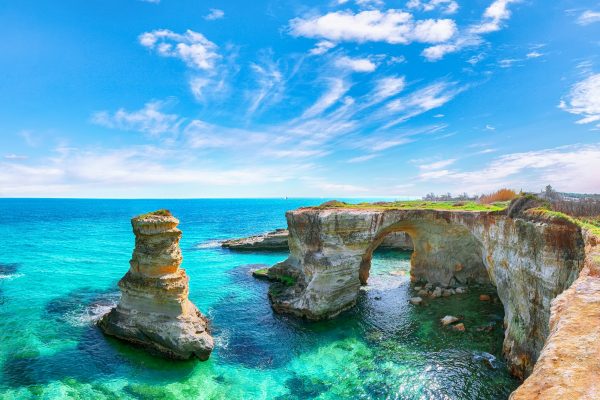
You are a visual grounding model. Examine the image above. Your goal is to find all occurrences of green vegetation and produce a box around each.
[526,207,600,237]
[276,274,296,286]
[134,209,173,219]
[312,200,509,212]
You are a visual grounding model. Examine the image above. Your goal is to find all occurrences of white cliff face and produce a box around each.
[270,205,589,388]
[98,211,214,360]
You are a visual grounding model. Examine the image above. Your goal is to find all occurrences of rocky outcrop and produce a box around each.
[98,210,214,360]
[510,232,600,399]
[222,229,413,251]
[268,201,596,393]
[221,229,289,251]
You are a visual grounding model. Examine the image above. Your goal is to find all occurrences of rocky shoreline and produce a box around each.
[261,197,598,398]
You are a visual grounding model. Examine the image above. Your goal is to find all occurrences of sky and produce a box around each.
[1,0,599,198]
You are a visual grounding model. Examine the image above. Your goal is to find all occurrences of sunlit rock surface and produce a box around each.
[268,200,597,396]
[98,211,214,360]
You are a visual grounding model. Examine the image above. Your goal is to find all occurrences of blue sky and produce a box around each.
[1,0,599,198]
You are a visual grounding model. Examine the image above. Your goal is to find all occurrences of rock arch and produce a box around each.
[269,205,595,394]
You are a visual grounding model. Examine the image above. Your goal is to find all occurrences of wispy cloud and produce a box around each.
[91,100,183,136]
[247,59,285,117]
[383,81,464,128]
[204,8,225,21]
[576,10,600,26]
[417,143,600,193]
[139,29,219,70]
[301,78,350,118]
[559,73,600,126]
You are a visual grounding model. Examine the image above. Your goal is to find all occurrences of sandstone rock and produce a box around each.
[409,297,423,305]
[221,229,289,251]
[442,289,452,297]
[479,294,491,301]
[268,202,587,383]
[98,210,214,360]
[455,287,466,294]
[431,287,442,298]
[417,289,428,296]
[441,315,459,326]
[452,323,466,332]
[414,286,422,291]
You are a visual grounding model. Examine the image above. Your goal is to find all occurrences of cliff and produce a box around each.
[98,210,214,360]
[268,199,598,397]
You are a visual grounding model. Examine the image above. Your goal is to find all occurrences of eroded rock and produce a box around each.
[98,210,214,360]
[268,201,589,388]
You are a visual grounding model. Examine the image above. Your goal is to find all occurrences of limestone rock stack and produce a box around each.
[98,210,214,360]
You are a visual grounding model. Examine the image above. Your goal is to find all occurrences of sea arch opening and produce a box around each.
[358,219,491,288]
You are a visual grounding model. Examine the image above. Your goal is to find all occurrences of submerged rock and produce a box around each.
[409,297,423,305]
[440,315,459,326]
[479,294,491,301]
[452,323,466,332]
[98,210,214,360]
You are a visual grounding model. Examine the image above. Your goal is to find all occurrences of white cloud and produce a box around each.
[4,154,27,160]
[309,40,336,55]
[470,0,520,34]
[371,137,412,151]
[247,60,285,116]
[139,29,219,70]
[384,81,464,127]
[290,10,457,45]
[577,10,600,26]
[419,158,456,170]
[526,51,543,58]
[499,58,519,68]
[204,8,225,20]
[421,34,483,61]
[407,0,459,14]
[373,76,406,100]
[334,56,377,72]
[91,100,183,135]
[418,144,600,193]
[302,78,350,118]
[559,73,600,126]
[347,154,378,163]
[421,0,519,61]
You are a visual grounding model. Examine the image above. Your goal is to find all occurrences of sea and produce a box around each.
[0,199,520,399]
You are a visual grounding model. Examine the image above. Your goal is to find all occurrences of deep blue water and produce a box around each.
[0,199,519,399]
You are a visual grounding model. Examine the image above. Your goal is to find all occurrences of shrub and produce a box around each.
[479,189,517,204]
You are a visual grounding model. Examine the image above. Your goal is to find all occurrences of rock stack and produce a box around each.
[98,210,214,360]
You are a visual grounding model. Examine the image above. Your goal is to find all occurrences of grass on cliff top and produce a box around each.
[310,200,509,212]
[526,207,600,237]
[134,209,172,219]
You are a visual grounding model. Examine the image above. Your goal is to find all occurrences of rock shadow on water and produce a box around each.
[0,262,19,277]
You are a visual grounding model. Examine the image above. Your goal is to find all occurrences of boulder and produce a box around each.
[441,315,459,326]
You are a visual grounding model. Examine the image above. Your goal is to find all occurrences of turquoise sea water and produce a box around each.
[0,199,520,399]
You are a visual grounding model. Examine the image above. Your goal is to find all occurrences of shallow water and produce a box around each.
[0,199,520,399]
